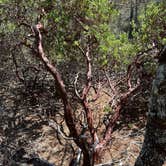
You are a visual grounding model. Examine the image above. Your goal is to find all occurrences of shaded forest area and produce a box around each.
[0,0,166,166]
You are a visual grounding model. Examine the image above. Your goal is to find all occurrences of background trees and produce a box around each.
[0,0,165,165]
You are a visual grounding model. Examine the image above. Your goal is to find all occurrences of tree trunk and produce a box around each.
[82,151,94,166]
[135,47,166,166]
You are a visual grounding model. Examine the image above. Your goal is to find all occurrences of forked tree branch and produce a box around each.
[32,23,90,150]
[83,45,99,144]
[94,83,140,157]
[19,22,97,165]
[74,44,99,147]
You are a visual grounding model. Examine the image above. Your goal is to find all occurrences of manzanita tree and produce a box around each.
[1,0,160,165]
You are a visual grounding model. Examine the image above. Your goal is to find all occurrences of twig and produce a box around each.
[74,72,82,100]
[49,120,75,140]
[104,70,117,95]
[94,83,140,153]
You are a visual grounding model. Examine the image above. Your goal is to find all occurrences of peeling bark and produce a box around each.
[135,47,166,166]
[32,23,94,166]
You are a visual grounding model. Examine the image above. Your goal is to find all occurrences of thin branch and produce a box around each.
[82,46,94,128]
[77,44,98,149]
[104,70,117,95]
[76,148,82,165]
[74,72,82,100]
[77,45,86,57]
[127,45,157,89]
[74,16,89,32]
[94,83,140,154]
[81,45,92,100]
[49,120,75,141]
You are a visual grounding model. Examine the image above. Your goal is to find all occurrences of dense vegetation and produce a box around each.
[0,0,165,165]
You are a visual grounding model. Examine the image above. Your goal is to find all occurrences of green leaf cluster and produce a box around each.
[2,0,163,72]
[134,1,166,48]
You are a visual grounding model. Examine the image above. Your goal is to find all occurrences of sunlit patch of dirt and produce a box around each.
[98,127,144,166]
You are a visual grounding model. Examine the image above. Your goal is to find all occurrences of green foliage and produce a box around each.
[143,60,157,76]
[37,0,137,69]
[0,0,8,3]
[29,0,137,68]
[0,22,16,33]
[2,0,163,73]
[134,1,166,48]
[103,105,112,113]
[0,0,140,71]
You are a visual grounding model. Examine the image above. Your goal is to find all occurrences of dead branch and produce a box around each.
[104,70,117,95]
[49,120,75,141]
[74,72,82,100]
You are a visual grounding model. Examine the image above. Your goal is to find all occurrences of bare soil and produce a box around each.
[0,61,147,166]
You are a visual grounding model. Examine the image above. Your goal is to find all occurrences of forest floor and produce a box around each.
[0,59,148,166]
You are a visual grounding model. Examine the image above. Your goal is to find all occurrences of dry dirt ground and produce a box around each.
[0,59,147,166]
